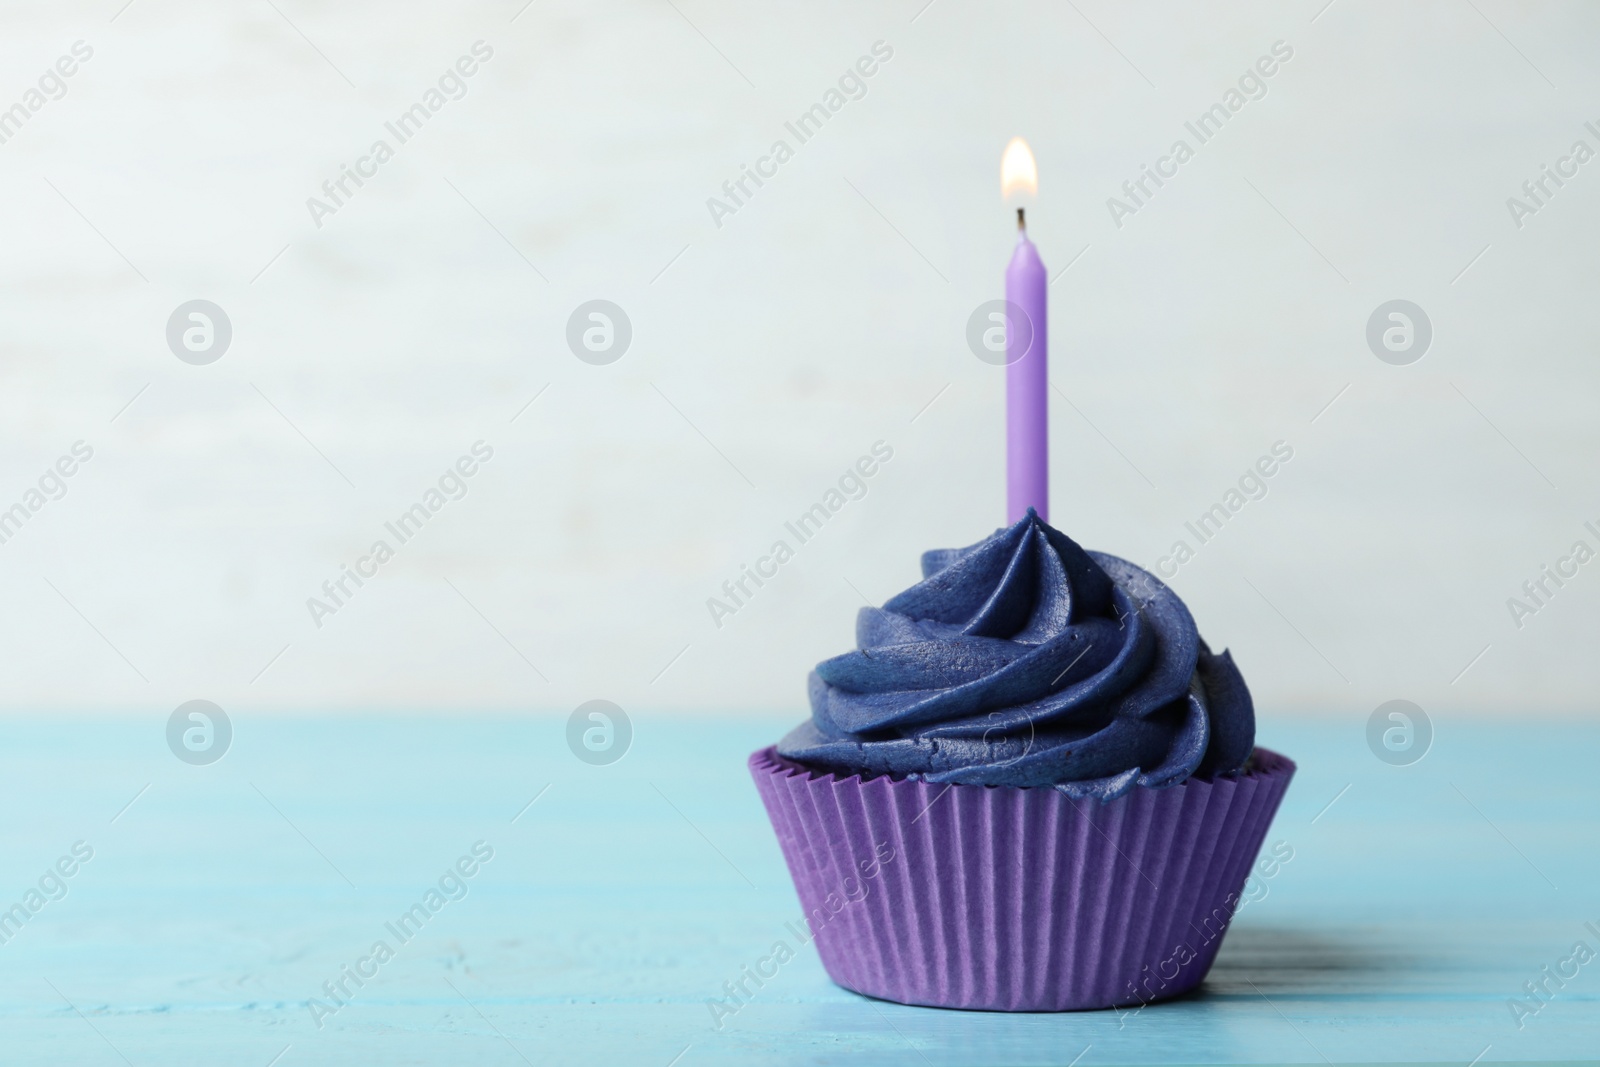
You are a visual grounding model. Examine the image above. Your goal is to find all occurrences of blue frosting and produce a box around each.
[776,511,1255,800]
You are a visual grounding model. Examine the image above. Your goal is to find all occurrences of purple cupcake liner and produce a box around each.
[750,745,1295,1012]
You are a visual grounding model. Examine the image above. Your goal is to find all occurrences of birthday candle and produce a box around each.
[1002,138,1048,524]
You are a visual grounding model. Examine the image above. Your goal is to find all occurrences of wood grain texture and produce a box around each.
[0,715,1592,1065]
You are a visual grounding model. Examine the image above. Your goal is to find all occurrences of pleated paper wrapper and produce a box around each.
[750,745,1295,1011]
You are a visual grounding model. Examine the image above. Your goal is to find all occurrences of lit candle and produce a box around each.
[1002,137,1047,524]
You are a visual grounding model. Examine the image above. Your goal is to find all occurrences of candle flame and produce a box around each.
[1000,137,1038,200]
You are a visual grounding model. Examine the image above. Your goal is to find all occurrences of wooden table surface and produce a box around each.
[0,714,1593,1066]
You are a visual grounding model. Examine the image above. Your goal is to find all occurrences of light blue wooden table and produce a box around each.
[0,715,1593,1065]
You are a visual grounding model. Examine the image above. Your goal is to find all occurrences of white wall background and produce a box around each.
[1,0,1597,720]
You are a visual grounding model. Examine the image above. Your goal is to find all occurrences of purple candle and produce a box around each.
[1003,138,1047,523]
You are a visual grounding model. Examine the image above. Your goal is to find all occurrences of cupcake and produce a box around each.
[749,509,1294,1011]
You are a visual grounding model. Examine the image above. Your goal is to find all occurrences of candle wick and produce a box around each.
[1016,207,1026,231]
